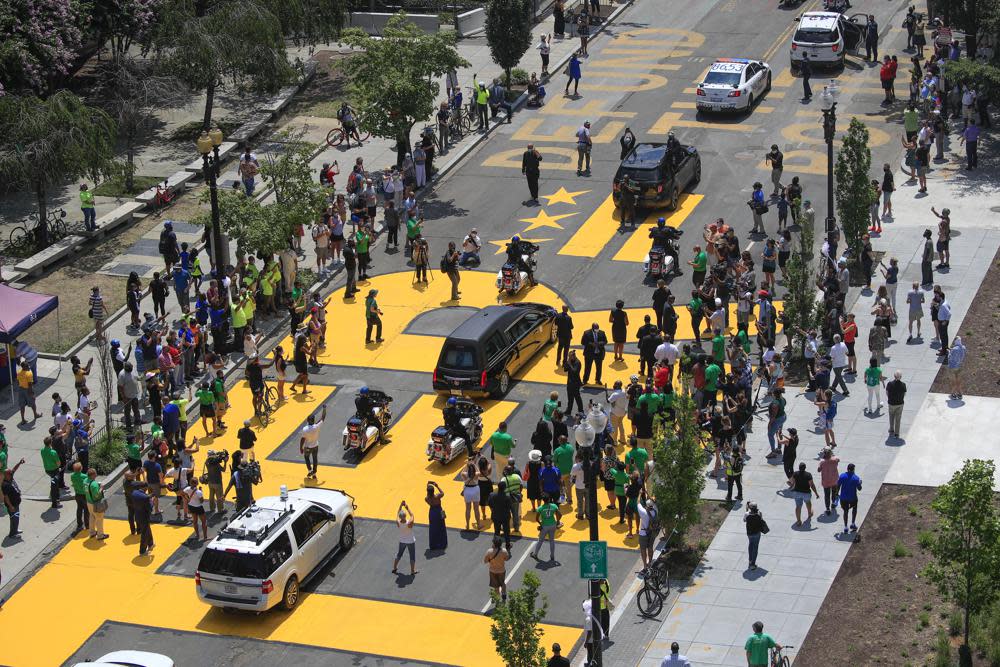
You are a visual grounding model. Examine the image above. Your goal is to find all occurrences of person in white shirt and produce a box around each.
[661,641,692,666]
[736,289,754,331]
[184,478,207,540]
[312,221,331,274]
[636,498,656,571]
[906,282,925,341]
[392,501,417,575]
[299,405,327,479]
[460,228,482,266]
[709,298,725,332]
[830,334,849,395]
[654,338,679,366]
[607,380,628,446]
[570,454,588,519]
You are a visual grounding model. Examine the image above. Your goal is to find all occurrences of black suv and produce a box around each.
[433,304,557,398]
[613,142,701,212]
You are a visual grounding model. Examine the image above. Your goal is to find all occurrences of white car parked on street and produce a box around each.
[196,487,356,612]
[695,58,772,113]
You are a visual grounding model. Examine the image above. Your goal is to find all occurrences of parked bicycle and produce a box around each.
[252,376,280,426]
[153,180,176,217]
[326,123,371,148]
[636,527,678,618]
[770,645,794,667]
[7,208,67,255]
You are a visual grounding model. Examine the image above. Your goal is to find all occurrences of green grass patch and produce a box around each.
[170,119,243,143]
[93,174,163,198]
[893,539,911,558]
[917,530,935,549]
[90,427,128,475]
[918,611,930,628]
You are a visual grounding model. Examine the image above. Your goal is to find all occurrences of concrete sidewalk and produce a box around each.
[637,133,1000,666]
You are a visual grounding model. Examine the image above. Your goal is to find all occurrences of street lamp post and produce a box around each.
[577,404,608,667]
[820,82,841,253]
[197,129,227,275]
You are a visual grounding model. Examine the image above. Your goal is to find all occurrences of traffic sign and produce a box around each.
[579,540,608,579]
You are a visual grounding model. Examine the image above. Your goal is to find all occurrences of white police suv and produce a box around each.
[695,58,772,113]
[789,11,865,69]
[196,487,356,612]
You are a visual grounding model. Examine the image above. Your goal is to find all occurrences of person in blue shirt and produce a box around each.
[162,398,181,454]
[195,293,209,327]
[179,242,190,271]
[749,182,766,235]
[836,463,862,533]
[539,456,562,501]
[172,266,191,311]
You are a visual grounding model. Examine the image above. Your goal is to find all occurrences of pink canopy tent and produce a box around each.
[0,284,59,401]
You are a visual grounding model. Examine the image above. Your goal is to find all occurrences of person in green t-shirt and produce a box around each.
[688,293,704,344]
[636,386,660,416]
[611,462,629,521]
[688,244,708,286]
[195,381,218,436]
[553,437,575,504]
[744,621,779,667]
[736,328,751,354]
[625,439,649,477]
[355,228,371,280]
[711,329,726,364]
[864,356,885,415]
[542,391,560,422]
[69,461,90,532]
[703,362,721,404]
[125,437,142,471]
[489,422,515,480]
[170,387,192,442]
[85,469,108,539]
[405,216,423,254]
[530,500,562,561]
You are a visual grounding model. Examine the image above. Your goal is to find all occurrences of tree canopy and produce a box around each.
[651,393,706,540]
[485,0,533,87]
[489,571,548,667]
[341,14,468,163]
[0,90,118,229]
[0,0,85,95]
[834,117,873,261]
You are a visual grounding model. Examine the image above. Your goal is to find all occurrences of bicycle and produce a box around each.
[326,123,371,148]
[7,208,67,254]
[770,645,793,667]
[152,180,175,217]
[636,527,678,618]
[253,384,279,426]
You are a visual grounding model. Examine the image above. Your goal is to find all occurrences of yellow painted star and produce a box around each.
[488,238,553,254]
[518,210,578,232]
[541,187,590,206]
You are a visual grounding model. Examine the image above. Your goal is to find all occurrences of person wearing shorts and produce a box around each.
[184,479,208,540]
[313,220,331,274]
[788,462,819,526]
[483,536,510,603]
[837,463,862,533]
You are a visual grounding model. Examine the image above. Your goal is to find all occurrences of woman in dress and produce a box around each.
[477,455,493,522]
[425,482,447,550]
[609,299,629,361]
[553,0,565,38]
[524,449,543,511]
[461,461,482,530]
[273,345,288,402]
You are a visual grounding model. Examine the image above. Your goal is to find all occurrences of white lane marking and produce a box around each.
[480,538,537,613]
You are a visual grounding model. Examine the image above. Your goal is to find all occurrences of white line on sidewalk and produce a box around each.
[480,540,536,613]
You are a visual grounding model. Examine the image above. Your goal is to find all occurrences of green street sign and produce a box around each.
[579,540,608,579]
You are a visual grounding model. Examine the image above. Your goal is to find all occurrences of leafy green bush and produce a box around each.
[971,598,1000,666]
[510,68,530,86]
[170,119,242,143]
[893,539,911,558]
[918,530,935,549]
[90,427,128,475]
[919,611,931,628]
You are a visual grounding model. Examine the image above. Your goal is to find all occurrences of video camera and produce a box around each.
[206,449,230,466]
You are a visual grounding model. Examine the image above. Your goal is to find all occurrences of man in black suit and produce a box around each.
[554,305,574,367]
[637,317,661,377]
[563,350,585,413]
[580,323,607,385]
[521,143,542,202]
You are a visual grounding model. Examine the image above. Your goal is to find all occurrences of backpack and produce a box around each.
[647,506,661,537]
[158,230,169,254]
[347,171,360,194]
[440,255,450,274]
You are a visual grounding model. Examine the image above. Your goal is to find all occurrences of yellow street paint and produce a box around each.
[512,118,626,145]
[794,110,890,122]
[540,95,637,119]
[557,194,621,258]
[588,56,681,71]
[763,150,828,175]
[519,210,578,232]
[772,67,796,88]
[650,112,757,134]
[580,73,669,93]
[780,122,890,147]
[602,47,673,55]
[488,238,553,254]
[542,187,591,205]
[482,146,581,171]
[611,194,703,263]
[612,28,706,50]
[0,520,579,667]
[769,90,786,99]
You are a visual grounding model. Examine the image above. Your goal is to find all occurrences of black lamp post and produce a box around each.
[197,128,227,275]
[820,82,841,253]
[576,404,608,667]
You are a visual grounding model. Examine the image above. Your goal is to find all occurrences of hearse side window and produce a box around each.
[484,332,507,361]
[262,532,293,574]
[507,318,534,341]
[442,344,478,369]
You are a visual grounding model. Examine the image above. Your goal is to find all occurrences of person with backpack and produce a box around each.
[635,497,658,572]
[158,221,180,273]
[743,502,768,570]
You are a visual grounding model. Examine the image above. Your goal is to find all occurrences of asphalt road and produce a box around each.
[21,0,923,665]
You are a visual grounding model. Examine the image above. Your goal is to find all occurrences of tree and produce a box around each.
[95,57,188,193]
[197,189,285,257]
[485,0,533,88]
[780,212,821,359]
[151,0,347,131]
[342,14,468,166]
[932,0,1000,59]
[946,58,1000,98]
[0,91,118,245]
[924,459,1000,667]
[0,0,85,94]
[834,117,873,263]
[92,0,162,62]
[489,571,548,667]
[260,129,328,238]
[94,340,116,441]
[650,393,706,541]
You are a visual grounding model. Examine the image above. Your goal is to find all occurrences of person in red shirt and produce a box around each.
[879,56,894,105]
[653,363,670,391]
[840,313,859,375]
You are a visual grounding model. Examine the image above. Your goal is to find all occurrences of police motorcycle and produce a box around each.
[644,218,683,279]
[426,397,485,464]
[343,387,393,456]
[822,0,850,11]
[497,235,539,296]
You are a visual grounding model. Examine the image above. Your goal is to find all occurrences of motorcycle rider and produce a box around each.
[354,386,386,444]
[442,397,474,458]
[505,235,539,287]
[648,218,681,276]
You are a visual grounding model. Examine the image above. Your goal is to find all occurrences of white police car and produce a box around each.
[695,58,772,113]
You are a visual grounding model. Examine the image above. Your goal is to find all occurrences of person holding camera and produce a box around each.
[743,502,768,570]
[204,449,228,514]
